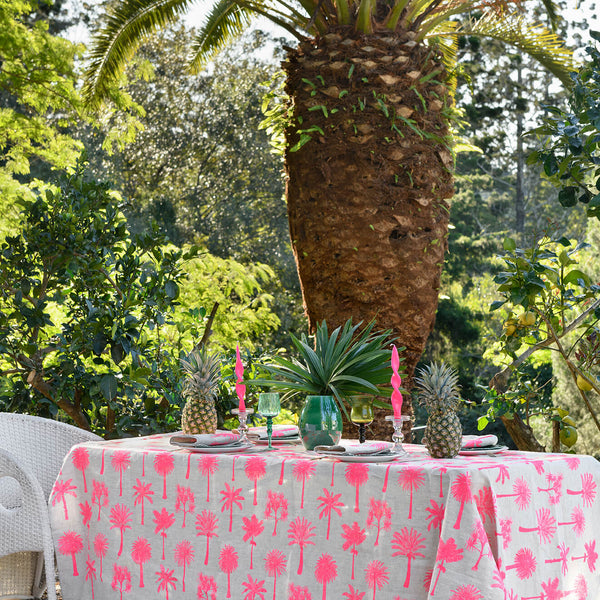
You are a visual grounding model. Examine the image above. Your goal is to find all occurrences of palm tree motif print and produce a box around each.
[544,542,570,576]
[245,456,267,506]
[278,457,289,486]
[92,480,109,521]
[366,498,392,546]
[430,537,463,595]
[557,505,585,536]
[175,485,195,527]
[153,507,175,560]
[342,584,365,600]
[506,548,537,580]
[537,473,563,505]
[474,487,496,525]
[264,490,288,535]
[109,504,132,556]
[451,472,473,529]
[219,482,244,532]
[466,521,491,571]
[397,467,425,519]
[79,501,93,550]
[265,549,287,600]
[288,516,316,574]
[195,509,219,565]
[496,477,531,510]
[93,533,108,581]
[566,472,597,507]
[341,522,366,580]
[317,488,344,540]
[111,450,131,496]
[154,452,175,499]
[59,531,83,576]
[243,575,267,600]
[111,564,132,600]
[72,446,91,493]
[330,461,337,487]
[155,564,177,600]
[242,514,265,569]
[425,499,445,533]
[365,560,389,600]
[567,574,588,600]
[571,540,598,573]
[197,573,217,600]
[174,541,194,591]
[292,460,316,509]
[449,584,483,600]
[518,508,557,544]
[382,463,393,493]
[133,478,154,525]
[85,557,97,599]
[219,545,239,599]
[521,577,563,600]
[480,464,510,485]
[131,537,152,587]
[315,553,337,600]
[289,582,312,600]
[391,527,426,588]
[434,466,448,498]
[497,518,512,550]
[52,478,77,520]
[198,455,219,502]
[345,463,370,513]
[563,456,581,470]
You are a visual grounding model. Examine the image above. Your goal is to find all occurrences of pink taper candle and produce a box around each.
[235,345,246,412]
[391,345,403,418]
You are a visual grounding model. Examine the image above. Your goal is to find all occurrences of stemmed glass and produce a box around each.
[350,396,374,444]
[257,393,281,450]
[385,414,410,457]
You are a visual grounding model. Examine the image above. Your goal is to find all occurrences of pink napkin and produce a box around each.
[170,431,242,447]
[248,425,299,440]
[461,434,498,448]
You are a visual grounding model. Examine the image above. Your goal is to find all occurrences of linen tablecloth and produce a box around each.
[49,434,600,600]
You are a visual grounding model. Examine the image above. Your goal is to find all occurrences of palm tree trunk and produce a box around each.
[283,28,454,436]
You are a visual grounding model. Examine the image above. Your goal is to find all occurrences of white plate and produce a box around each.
[253,437,301,445]
[315,451,416,463]
[458,445,508,456]
[173,443,255,454]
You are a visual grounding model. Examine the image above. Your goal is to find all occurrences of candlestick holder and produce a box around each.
[385,415,411,457]
[232,408,254,444]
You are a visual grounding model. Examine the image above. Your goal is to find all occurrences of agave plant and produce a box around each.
[82,0,574,429]
[254,319,398,414]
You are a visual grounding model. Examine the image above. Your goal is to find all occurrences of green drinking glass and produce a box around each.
[350,396,374,443]
[257,393,281,450]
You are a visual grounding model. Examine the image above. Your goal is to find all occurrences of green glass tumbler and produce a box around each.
[298,395,342,451]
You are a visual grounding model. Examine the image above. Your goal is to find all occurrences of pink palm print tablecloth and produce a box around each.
[49,435,600,600]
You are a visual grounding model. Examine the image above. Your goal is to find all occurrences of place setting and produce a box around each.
[169,431,254,453]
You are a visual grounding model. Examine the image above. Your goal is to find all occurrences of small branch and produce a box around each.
[196,302,219,351]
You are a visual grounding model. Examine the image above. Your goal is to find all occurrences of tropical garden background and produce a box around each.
[1,0,599,458]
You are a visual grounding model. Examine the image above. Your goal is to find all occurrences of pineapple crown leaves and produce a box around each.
[180,346,222,400]
[414,361,461,413]
[254,319,401,406]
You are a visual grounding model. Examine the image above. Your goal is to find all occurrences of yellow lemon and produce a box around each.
[518,311,536,327]
[560,425,578,448]
[503,319,517,336]
[576,374,593,392]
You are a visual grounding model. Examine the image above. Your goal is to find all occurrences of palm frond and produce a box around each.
[448,11,575,87]
[83,0,194,108]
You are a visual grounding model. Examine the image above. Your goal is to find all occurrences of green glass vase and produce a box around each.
[298,395,343,450]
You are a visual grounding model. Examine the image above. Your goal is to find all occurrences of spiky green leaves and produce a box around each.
[414,361,461,413]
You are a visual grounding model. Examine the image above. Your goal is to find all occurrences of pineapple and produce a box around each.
[415,362,462,459]
[180,347,221,435]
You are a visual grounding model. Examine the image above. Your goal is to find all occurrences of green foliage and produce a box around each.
[529,35,600,218]
[253,319,398,417]
[0,161,281,436]
[482,230,600,449]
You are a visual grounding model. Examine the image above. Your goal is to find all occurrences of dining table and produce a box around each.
[49,432,600,600]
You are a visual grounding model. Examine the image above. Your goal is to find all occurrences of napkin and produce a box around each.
[461,434,498,449]
[247,425,299,440]
[314,441,392,455]
[170,431,242,447]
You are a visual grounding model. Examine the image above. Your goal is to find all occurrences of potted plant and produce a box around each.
[255,319,397,450]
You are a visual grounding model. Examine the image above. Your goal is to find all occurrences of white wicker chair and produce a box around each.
[0,412,102,600]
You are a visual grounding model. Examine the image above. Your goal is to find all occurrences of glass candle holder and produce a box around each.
[257,393,281,450]
[231,407,254,444]
[385,414,411,457]
[349,396,374,443]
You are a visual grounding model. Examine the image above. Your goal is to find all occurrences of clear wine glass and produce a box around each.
[257,393,281,450]
[350,396,374,443]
